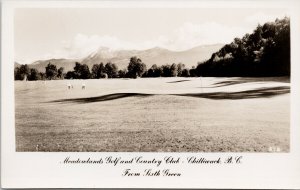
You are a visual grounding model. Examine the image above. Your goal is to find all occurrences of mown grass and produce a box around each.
[15,77,290,152]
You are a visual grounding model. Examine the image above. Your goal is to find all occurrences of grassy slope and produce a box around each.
[15,77,290,152]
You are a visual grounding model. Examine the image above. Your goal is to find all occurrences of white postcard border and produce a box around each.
[1,0,300,188]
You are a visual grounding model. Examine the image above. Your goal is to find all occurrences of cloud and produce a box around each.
[245,12,287,26]
[29,16,285,62]
[50,22,250,59]
[158,22,249,50]
[62,34,127,58]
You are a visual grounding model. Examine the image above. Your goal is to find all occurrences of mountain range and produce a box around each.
[18,44,224,72]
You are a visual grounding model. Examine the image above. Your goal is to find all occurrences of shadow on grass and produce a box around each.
[213,80,249,87]
[167,79,191,83]
[173,86,290,100]
[49,93,153,104]
[47,86,290,104]
[212,77,290,87]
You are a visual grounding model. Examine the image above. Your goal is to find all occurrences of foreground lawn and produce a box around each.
[15,77,290,152]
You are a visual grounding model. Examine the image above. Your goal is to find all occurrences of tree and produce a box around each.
[45,63,58,80]
[170,63,178,77]
[91,63,110,79]
[39,72,46,80]
[100,73,108,78]
[177,63,185,77]
[19,64,30,80]
[181,68,190,77]
[105,62,118,78]
[65,71,74,79]
[118,69,127,78]
[80,64,91,79]
[14,65,36,80]
[196,17,290,77]
[147,67,155,77]
[14,67,22,80]
[91,64,100,79]
[147,64,161,77]
[73,62,82,79]
[57,67,64,79]
[189,66,197,77]
[127,57,147,78]
[161,65,171,77]
[154,65,163,77]
[72,62,91,79]
[28,68,40,81]
[98,63,105,77]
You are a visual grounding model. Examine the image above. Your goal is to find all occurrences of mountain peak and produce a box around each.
[88,47,117,59]
[151,46,165,50]
[25,44,224,72]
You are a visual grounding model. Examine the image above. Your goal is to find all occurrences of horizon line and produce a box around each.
[15,43,225,65]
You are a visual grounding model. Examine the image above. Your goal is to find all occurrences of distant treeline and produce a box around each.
[14,17,290,81]
[14,57,195,80]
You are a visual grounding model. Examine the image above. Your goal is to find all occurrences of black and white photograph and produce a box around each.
[2,0,300,188]
[14,7,290,152]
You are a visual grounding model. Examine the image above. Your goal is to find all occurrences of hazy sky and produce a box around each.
[15,8,288,64]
